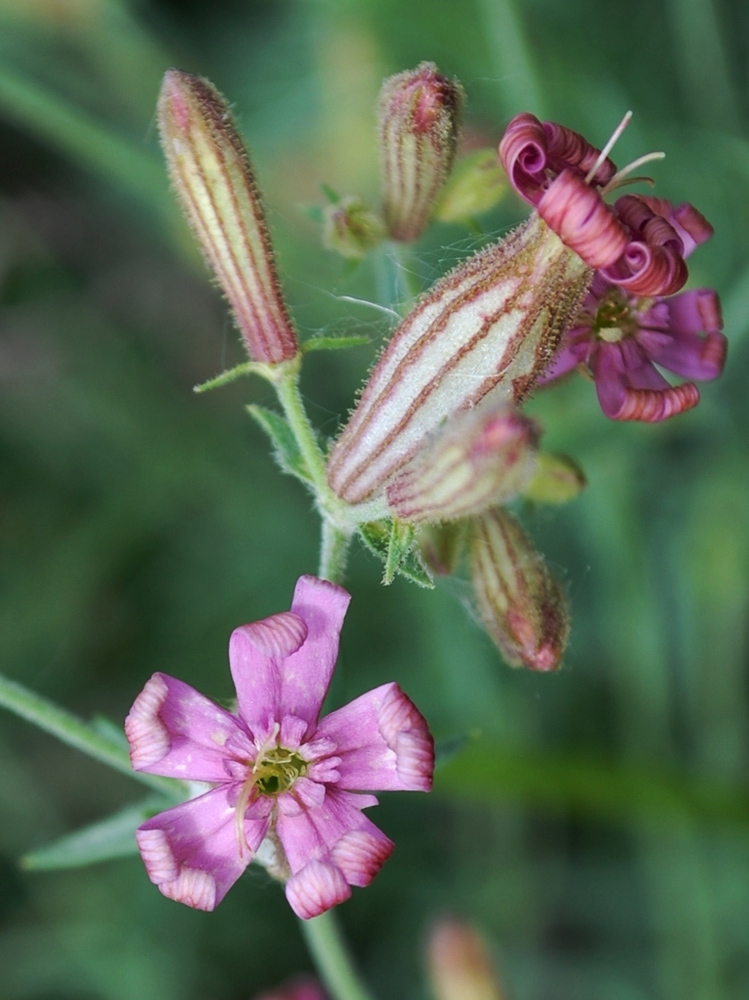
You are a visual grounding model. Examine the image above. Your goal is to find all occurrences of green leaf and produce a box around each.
[21,796,174,871]
[247,404,311,482]
[358,520,434,589]
[321,183,341,204]
[302,334,370,353]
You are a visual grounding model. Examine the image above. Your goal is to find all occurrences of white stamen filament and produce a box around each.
[585,111,632,184]
[601,152,666,195]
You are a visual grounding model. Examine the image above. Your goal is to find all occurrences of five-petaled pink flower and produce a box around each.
[541,196,726,421]
[125,575,434,919]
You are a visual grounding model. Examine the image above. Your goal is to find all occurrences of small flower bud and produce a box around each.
[433,149,508,224]
[427,918,507,1000]
[327,215,591,505]
[158,70,299,364]
[522,451,587,504]
[322,196,386,259]
[379,62,463,242]
[470,509,569,671]
[386,404,539,523]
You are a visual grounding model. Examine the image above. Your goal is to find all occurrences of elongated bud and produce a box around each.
[427,919,507,1000]
[158,70,299,364]
[386,404,538,523]
[322,196,386,259]
[470,509,569,671]
[434,149,508,224]
[328,215,591,504]
[379,62,463,242]
[522,451,586,504]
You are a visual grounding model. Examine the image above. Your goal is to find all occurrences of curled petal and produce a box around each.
[315,682,435,792]
[135,787,271,910]
[285,859,351,920]
[538,170,628,268]
[241,612,308,658]
[637,196,714,257]
[543,120,616,184]
[330,830,394,887]
[601,241,687,297]
[498,112,549,205]
[593,340,699,421]
[637,289,726,381]
[125,672,252,781]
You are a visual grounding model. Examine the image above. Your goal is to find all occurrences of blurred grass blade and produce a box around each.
[0,672,184,797]
[21,796,172,870]
[474,0,545,117]
[0,59,168,215]
[436,740,749,830]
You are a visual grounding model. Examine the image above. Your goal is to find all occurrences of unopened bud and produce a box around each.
[386,404,538,523]
[470,509,569,671]
[522,452,587,504]
[434,149,508,224]
[322,196,386,259]
[427,918,506,1000]
[327,215,591,504]
[419,522,469,576]
[379,62,463,242]
[158,70,299,365]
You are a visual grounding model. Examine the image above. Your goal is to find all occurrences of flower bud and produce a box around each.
[470,509,569,671]
[322,196,386,259]
[158,70,299,364]
[327,214,591,504]
[419,522,469,576]
[433,149,508,224]
[427,918,507,1000]
[522,452,587,504]
[379,62,463,242]
[386,404,538,523]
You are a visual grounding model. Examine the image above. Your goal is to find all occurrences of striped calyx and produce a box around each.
[379,62,463,242]
[158,70,299,365]
[385,404,539,524]
[470,509,569,671]
[327,215,592,505]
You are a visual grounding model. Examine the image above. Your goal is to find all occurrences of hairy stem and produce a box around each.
[319,520,352,584]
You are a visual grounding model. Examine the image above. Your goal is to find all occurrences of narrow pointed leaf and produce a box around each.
[247,404,311,482]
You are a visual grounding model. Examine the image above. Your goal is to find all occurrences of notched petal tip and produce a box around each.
[330,829,394,887]
[125,673,171,769]
[377,684,435,790]
[285,859,351,920]
[136,826,218,908]
[237,612,308,657]
[159,866,218,911]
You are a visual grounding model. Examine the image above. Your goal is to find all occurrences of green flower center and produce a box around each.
[253,746,308,796]
[592,289,637,343]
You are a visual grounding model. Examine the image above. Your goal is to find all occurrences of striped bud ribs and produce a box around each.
[327,215,592,505]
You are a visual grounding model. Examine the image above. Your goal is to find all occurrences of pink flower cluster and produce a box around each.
[125,576,433,919]
[500,113,726,421]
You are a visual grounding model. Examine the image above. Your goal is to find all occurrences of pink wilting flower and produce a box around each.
[541,196,726,421]
[499,112,697,297]
[125,576,433,919]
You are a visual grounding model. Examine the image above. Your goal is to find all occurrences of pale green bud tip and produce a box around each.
[427,919,507,1000]
[158,70,299,365]
[470,509,569,671]
[522,452,587,504]
[322,196,386,259]
[434,148,508,223]
[379,62,464,242]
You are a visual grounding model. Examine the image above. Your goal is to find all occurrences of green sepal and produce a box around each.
[302,334,370,353]
[193,362,256,393]
[247,404,312,482]
[21,796,176,871]
[358,520,434,588]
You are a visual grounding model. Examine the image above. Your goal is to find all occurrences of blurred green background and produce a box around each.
[2,1,749,998]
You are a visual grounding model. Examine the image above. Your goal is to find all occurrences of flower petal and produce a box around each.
[285,859,351,920]
[636,290,726,381]
[135,787,271,910]
[315,682,434,792]
[538,170,628,268]
[125,673,252,781]
[275,787,390,879]
[593,341,699,422]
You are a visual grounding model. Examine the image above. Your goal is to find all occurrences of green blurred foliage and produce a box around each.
[1,0,749,998]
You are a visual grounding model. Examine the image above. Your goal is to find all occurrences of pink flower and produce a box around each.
[499,113,699,297]
[541,197,726,421]
[125,576,433,918]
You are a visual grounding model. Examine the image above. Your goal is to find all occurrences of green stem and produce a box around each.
[0,672,182,797]
[319,520,352,585]
[274,365,329,495]
[300,909,377,1000]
